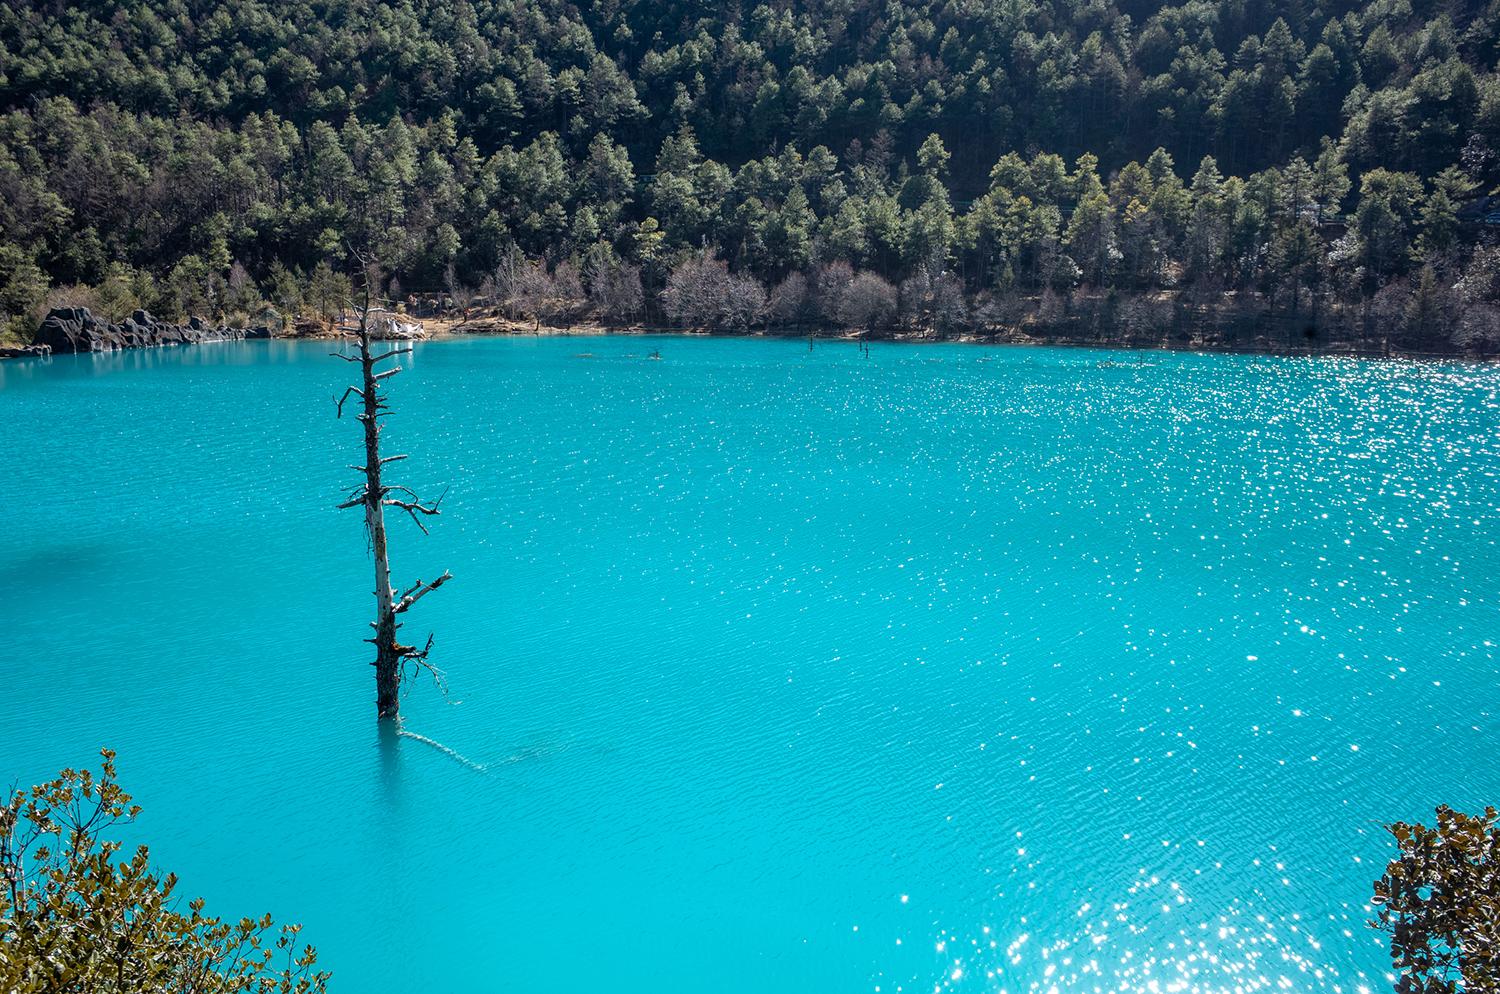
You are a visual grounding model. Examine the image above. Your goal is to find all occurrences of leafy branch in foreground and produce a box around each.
[1372,805,1500,994]
[0,749,329,994]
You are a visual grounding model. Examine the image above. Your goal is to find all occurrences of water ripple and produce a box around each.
[1,339,1495,994]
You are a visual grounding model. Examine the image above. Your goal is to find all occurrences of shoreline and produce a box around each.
[6,313,1491,363]
[398,316,1491,363]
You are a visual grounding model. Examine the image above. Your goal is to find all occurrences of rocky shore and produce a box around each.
[6,304,1490,362]
[23,307,271,356]
[0,343,52,359]
[413,312,1490,360]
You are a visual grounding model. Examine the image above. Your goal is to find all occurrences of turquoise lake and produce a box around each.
[2,336,1497,993]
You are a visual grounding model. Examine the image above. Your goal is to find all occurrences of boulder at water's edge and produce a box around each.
[32,307,255,354]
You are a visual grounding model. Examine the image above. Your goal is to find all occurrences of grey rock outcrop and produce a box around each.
[0,343,51,359]
[32,308,258,354]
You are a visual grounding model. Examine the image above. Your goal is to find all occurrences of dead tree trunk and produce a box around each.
[335,283,452,720]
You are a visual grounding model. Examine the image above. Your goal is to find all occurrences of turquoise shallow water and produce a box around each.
[2,336,1497,993]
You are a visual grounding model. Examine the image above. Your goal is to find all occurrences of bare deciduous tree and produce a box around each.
[1369,279,1409,350]
[445,263,477,326]
[814,261,855,328]
[768,271,812,331]
[1037,287,1066,325]
[838,271,897,334]
[584,245,646,322]
[334,272,452,720]
[1455,303,1500,355]
[548,261,585,327]
[1118,295,1174,339]
[899,265,935,328]
[226,260,258,314]
[722,273,767,328]
[971,291,1025,340]
[595,263,645,321]
[661,252,768,330]
[493,248,526,319]
[511,259,554,331]
[662,251,732,327]
[900,264,967,337]
[931,270,967,334]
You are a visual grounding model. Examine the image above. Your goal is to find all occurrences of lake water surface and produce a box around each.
[3,336,1497,994]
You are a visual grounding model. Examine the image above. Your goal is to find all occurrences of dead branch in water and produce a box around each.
[334,257,453,720]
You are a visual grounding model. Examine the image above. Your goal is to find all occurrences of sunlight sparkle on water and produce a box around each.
[1,340,1495,994]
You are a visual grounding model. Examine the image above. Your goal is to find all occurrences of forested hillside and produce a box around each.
[3,0,1500,350]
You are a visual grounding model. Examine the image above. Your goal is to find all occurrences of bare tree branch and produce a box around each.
[368,348,413,365]
[394,572,453,614]
[334,385,364,418]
